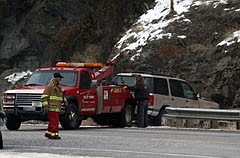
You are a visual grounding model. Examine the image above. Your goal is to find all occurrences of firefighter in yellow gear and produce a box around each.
[41,72,67,139]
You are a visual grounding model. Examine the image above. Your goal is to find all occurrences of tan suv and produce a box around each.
[112,72,219,125]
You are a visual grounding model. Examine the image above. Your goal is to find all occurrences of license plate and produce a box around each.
[24,106,35,111]
[32,101,42,107]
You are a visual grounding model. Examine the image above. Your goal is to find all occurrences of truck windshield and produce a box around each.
[25,70,78,87]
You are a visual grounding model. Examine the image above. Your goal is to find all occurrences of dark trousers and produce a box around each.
[137,100,148,128]
[47,111,60,134]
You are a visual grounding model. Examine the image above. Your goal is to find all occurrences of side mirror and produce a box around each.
[90,80,98,89]
[109,81,116,85]
[101,79,108,86]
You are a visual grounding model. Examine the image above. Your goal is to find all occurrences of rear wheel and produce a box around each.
[155,109,167,126]
[60,103,82,130]
[6,114,21,130]
[119,103,133,127]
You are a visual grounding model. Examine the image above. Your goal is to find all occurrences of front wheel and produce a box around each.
[60,103,82,130]
[6,114,21,130]
[155,109,167,126]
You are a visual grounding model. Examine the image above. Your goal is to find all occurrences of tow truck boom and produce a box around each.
[94,60,115,82]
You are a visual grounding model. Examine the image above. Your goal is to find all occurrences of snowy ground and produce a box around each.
[0,152,107,158]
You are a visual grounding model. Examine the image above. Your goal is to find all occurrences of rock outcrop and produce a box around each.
[112,0,240,109]
[0,0,153,98]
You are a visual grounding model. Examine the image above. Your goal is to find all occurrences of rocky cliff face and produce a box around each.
[0,0,153,96]
[112,0,240,109]
[0,0,240,109]
[0,0,153,68]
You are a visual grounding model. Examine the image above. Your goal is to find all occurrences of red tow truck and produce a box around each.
[3,60,136,130]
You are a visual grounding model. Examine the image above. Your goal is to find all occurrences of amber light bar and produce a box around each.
[56,62,103,68]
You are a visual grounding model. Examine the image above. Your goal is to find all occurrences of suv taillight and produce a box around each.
[148,94,154,106]
[3,93,15,106]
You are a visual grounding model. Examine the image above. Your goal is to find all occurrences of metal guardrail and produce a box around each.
[164,107,240,121]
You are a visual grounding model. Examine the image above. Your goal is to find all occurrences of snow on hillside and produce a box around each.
[5,0,240,82]
[114,0,239,60]
[5,70,32,85]
[217,30,240,46]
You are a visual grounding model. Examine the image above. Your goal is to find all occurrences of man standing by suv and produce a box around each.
[41,72,67,139]
[128,75,149,128]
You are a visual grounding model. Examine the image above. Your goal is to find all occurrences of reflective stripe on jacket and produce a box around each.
[41,78,65,112]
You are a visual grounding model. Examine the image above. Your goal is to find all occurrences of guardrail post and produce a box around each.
[210,120,218,129]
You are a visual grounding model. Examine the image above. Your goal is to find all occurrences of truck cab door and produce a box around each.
[79,71,98,114]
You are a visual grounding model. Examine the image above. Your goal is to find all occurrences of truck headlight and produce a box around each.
[3,94,15,106]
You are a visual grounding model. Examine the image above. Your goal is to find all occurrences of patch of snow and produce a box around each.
[177,35,187,39]
[192,0,228,7]
[111,53,121,61]
[115,0,193,54]
[130,53,140,61]
[217,30,240,46]
[5,70,32,85]
[115,0,229,59]
[0,152,106,158]
[224,7,234,11]
[235,8,240,12]
[182,18,191,22]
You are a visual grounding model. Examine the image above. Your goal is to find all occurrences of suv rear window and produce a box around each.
[113,76,136,86]
[169,79,184,98]
[113,76,154,92]
[154,78,169,95]
[113,75,169,94]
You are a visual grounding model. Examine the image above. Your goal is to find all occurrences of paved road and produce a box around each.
[1,124,240,158]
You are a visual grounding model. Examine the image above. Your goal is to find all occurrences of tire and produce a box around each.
[6,115,21,130]
[60,103,82,130]
[155,109,167,126]
[119,103,133,127]
[0,131,3,149]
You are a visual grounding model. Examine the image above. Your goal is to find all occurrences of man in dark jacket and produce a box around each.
[128,75,149,128]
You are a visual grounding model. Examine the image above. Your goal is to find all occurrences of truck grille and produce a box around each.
[16,93,42,107]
